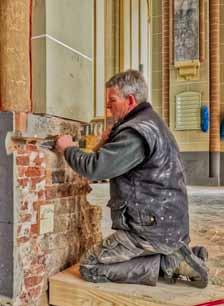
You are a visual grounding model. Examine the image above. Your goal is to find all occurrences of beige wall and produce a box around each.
[151,0,210,152]
[32,0,94,123]
[169,0,209,152]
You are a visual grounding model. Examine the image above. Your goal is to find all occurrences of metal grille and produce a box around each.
[175,92,201,130]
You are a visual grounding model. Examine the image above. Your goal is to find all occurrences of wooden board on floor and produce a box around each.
[49,265,224,306]
[39,291,49,306]
[49,265,173,306]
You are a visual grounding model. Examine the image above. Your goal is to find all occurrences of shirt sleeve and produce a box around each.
[64,129,146,181]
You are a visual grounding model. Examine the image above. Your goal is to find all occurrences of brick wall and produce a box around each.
[0,113,102,306]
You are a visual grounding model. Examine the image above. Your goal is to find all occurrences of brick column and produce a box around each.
[209,0,221,179]
[0,0,31,111]
[162,0,170,125]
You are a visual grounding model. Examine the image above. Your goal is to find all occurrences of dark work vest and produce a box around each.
[107,102,190,254]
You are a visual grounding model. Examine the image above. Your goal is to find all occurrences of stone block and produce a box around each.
[0,223,13,298]
[0,112,13,223]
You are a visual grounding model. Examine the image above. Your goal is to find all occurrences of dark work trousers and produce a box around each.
[79,230,208,287]
[79,230,180,286]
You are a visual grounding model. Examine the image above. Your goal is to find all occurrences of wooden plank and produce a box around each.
[50,265,224,306]
[49,265,175,306]
[39,291,49,306]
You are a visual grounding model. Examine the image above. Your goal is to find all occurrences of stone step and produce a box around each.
[49,264,224,306]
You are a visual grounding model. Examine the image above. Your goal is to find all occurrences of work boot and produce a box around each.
[192,246,208,262]
[161,245,208,288]
[160,252,182,284]
[189,246,208,287]
[177,245,209,288]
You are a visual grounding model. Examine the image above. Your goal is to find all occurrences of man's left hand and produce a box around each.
[55,135,74,154]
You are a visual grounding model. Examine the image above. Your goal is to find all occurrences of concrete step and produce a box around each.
[49,264,224,306]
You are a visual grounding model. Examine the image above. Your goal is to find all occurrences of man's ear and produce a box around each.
[128,95,138,108]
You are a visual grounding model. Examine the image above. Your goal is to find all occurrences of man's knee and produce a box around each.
[79,264,110,283]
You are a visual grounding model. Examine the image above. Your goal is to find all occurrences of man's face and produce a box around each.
[106,86,136,121]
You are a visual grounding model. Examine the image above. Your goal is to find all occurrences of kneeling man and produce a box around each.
[56,70,208,288]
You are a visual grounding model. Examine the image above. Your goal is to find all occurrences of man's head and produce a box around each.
[106,70,148,121]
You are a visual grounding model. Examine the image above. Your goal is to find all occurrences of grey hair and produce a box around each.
[106,69,148,104]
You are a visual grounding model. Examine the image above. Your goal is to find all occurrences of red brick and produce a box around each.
[31,176,45,188]
[18,178,29,187]
[33,201,44,211]
[17,166,27,177]
[17,225,22,235]
[31,224,38,235]
[17,236,30,244]
[24,276,43,288]
[21,201,29,210]
[26,144,38,151]
[20,214,32,222]
[25,167,42,177]
[32,264,45,275]
[16,155,29,166]
[57,184,71,198]
[28,285,42,299]
[34,155,44,166]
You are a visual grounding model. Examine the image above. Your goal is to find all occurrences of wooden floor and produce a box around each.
[49,265,224,306]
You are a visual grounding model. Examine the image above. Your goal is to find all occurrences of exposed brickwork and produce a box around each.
[12,115,102,306]
[210,0,221,153]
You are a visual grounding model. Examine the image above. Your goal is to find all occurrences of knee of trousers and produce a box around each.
[79,264,110,283]
[79,264,97,282]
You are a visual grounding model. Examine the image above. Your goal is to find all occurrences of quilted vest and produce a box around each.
[107,102,190,254]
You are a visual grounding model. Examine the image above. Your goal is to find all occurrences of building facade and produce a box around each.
[0,0,224,305]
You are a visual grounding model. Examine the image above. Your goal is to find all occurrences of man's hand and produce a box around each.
[55,135,74,154]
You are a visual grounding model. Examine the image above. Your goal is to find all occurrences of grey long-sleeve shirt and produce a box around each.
[64,129,145,181]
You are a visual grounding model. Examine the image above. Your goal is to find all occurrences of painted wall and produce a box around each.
[151,1,210,152]
[32,0,94,122]
[150,0,224,185]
